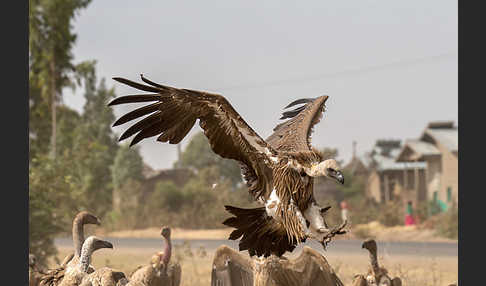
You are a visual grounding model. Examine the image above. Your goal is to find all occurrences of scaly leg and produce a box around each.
[303,200,330,233]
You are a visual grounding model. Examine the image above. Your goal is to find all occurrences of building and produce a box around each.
[364,140,427,205]
[396,121,458,212]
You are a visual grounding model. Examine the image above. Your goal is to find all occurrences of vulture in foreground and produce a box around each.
[109,75,346,257]
[39,211,101,286]
[58,236,114,286]
[352,239,402,286]
[210,245,344,286]
[30,253,46,286]
[129,226,181,286]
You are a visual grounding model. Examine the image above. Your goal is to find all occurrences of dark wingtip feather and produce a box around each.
[112,77,161,93]
[108,94,161,106]
[284,98,314,109]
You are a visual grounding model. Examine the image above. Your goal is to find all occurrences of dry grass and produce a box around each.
[49,241,457,286]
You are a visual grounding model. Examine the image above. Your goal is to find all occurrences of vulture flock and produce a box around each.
[30,76,411,285]
[30,211,181,286]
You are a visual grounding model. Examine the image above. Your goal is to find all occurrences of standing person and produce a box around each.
[340,200,349,222]
[405,201,416,226]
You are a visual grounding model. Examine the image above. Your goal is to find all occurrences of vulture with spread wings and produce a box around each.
[109,75,346,257]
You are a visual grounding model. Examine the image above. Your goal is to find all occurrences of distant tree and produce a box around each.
[69,67,119,217]
[111,143,144,191]
[29,0,92,158]
[337,169,365,199]
[175,132,242,187]
[320,147,344,165]
[29,155,79,266]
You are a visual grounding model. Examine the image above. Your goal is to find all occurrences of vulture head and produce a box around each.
[78,211,101,226]
[305,159,344,184]
[85,236,114,251]
[362,238,377,254]
[161,226,171,239]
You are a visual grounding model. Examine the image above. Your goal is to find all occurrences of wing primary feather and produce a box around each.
[108,94,161,106]
[113,77,161,93]
[284,98,314,109]
[112,102,162,126]
[140,74,170,90]
[279,105,307,119]
[118,112,161,141]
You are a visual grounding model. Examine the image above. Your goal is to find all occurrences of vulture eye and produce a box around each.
[327,168,336,175]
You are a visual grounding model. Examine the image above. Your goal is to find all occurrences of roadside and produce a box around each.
[91,221,457,243]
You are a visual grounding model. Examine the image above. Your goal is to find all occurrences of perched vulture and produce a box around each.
[129,226,181,286]
[79,267,128,286]
[211,245,344,286]
[109,75,346,257]
[30,253,45,286]
[351,239,402,286]
[58,236,114,286]
[40,211,101,286]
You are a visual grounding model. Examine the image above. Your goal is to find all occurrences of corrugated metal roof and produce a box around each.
[372,153,426,171]
[425,128,458,152]
[404,139,441,156]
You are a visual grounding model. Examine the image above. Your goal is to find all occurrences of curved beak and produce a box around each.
[103,241,114,249]
[331,171,344,184]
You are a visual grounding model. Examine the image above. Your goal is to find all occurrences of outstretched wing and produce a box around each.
[211,246,254,286]
[268,246,344,286]
[109,75,275,200]
[266,96,329,152]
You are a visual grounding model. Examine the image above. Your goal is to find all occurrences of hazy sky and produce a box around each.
[63,0,458,170]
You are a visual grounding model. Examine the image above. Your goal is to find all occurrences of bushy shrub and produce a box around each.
[377,200,404,227]
[435,207,458,239]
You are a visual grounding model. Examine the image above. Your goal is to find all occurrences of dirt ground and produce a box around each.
[50,242,457,286]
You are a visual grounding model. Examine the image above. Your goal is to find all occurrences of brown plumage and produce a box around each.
[30,253,46,286]
[109,75,345,257]
[58,236,114,286]
[79,268,127,286]
[129,227,181,286]
[211,245,344,286]
[39,212,101,286]
[354,239,402,286]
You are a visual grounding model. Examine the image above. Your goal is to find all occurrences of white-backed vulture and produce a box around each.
[351,239,402,286]
[57,236,114,286]
[79,268,128,286]
[30,253,46,286]
[129,226,181,286]
[109,75,346,257]
[40,211,101,286]
[211,245,344,286]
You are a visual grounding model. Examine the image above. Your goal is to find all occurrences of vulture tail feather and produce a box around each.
[222,205,299,257]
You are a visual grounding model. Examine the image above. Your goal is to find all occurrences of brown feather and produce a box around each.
[266,96,329,153]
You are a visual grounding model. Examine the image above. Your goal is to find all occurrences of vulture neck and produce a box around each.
[79,241,94,273]
[368,248,380,275]
[72,217,85,258]
[162,235,171,266]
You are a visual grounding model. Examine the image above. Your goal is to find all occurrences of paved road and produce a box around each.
[55,237,457,257]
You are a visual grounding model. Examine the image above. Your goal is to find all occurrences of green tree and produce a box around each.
[29,0,92,158]
[69,67,119,217]
[111,143,144,191]
[175,132,242,187]
[338,169,365,199]
[29,155,80,266]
